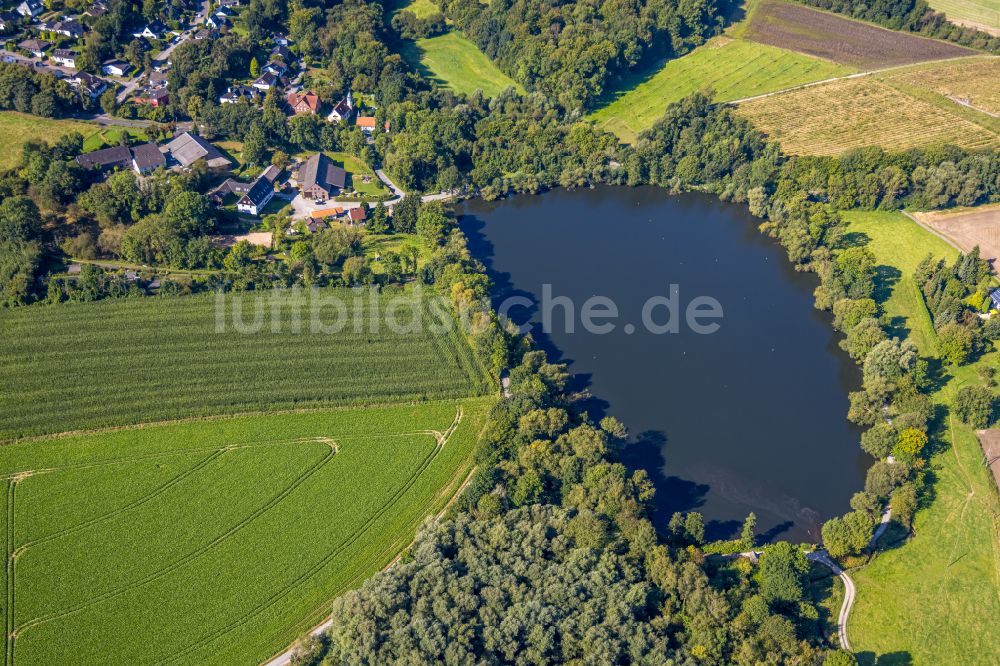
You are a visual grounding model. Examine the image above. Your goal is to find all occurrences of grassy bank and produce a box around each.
[841,210,1000,664]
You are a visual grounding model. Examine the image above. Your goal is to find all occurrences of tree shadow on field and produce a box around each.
[840,230,870,249]
[873,265,902,305]
[856,651,913,666]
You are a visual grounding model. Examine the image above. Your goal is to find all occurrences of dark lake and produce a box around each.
[460,186,871,542]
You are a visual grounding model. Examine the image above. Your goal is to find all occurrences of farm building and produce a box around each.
[166,132,231,169]
[131,143,166,174]
[76,145,132,171]
[298,153,346,200]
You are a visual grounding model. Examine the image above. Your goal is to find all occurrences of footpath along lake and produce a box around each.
[461,186,871,542]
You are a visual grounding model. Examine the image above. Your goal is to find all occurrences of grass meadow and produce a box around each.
[400,31,524,98]
[0,112,104,166]
[841,211,1000,665]
[587,38,854,142]
[0,287,491,439]
[3,398,493,665]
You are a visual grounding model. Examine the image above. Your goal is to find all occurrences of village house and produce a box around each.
[287,90,319,115]
[18,38,49,58]
[348,206,366,224]
[84,2,108,18]
[131,142,166,174]
[204,15,229,30]
[166,132,231,170]
[133,19,167,40]
[219,84,258,104]
[133,87,169,107]
[214,6,234,20]
[297,153,346,201]
[51,49,77,68]
[102,59,132,77]
[194,28,218,41]
[76,145,133,171]
[69,71,108,100]
[236,166,281,215]
[16,0,42,18]
[263,59,287,76]
[270,45,292,62]
[53,18,84,38]
[251,71,278,91]
[327,92,353,123]
[355,116,378,135]
[217,0,241,7]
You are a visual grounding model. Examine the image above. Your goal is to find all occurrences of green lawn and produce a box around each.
[81,126,150,152]
[841,210,1000,665]
[4,398,493,665]
[400,31,524,98]
[0,286,491,439]
[392,0,442,18]
[927,0,999,29]
[586,37,854,143]
[0,112,101,166]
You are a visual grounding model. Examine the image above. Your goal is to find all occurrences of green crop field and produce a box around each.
[0,287,491,439]
[927,0,999,30]
[0,112,102,167]
[400,31,524,98]
[587,37,854,143]
[3,398,493,665]
[840,211,1000,665]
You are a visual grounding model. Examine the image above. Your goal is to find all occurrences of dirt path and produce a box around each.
[726,55,995,106]
[807,550,856,651]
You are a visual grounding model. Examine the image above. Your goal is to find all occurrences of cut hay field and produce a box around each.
[0,287,491,439]
[0,112,101,167]
[884,56,1000,116]
[734,76,1000,156]
[910,203,1000,267]
[400,31,524,98]
[587,37,854,143]
[746,0,975,69]
[841,211,1000,665]
[3,398,493,665]
[927,0,1000,32]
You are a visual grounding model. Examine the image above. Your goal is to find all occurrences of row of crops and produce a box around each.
[735,77,1000,156]
[3,399,493,665]
[0,287,492,439]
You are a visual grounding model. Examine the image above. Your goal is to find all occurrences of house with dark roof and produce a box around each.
[298,153,346,200]
[76,145,132,171]
[166,132,231,169]
[102,59,132,77]
[219,84,257,104]
[52,49,77,68]
[236,173,276,215]
[131,142,165,174]
[251,71,278,91]
[18,38,49,58]
[16,0,42,18]
[69,71,108,100]
[133,87,168,106]
[53,18,84,38]
[133,19,167,39]
[327,92,353,123]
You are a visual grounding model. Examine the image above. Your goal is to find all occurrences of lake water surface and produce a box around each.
[461,186,871,542]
